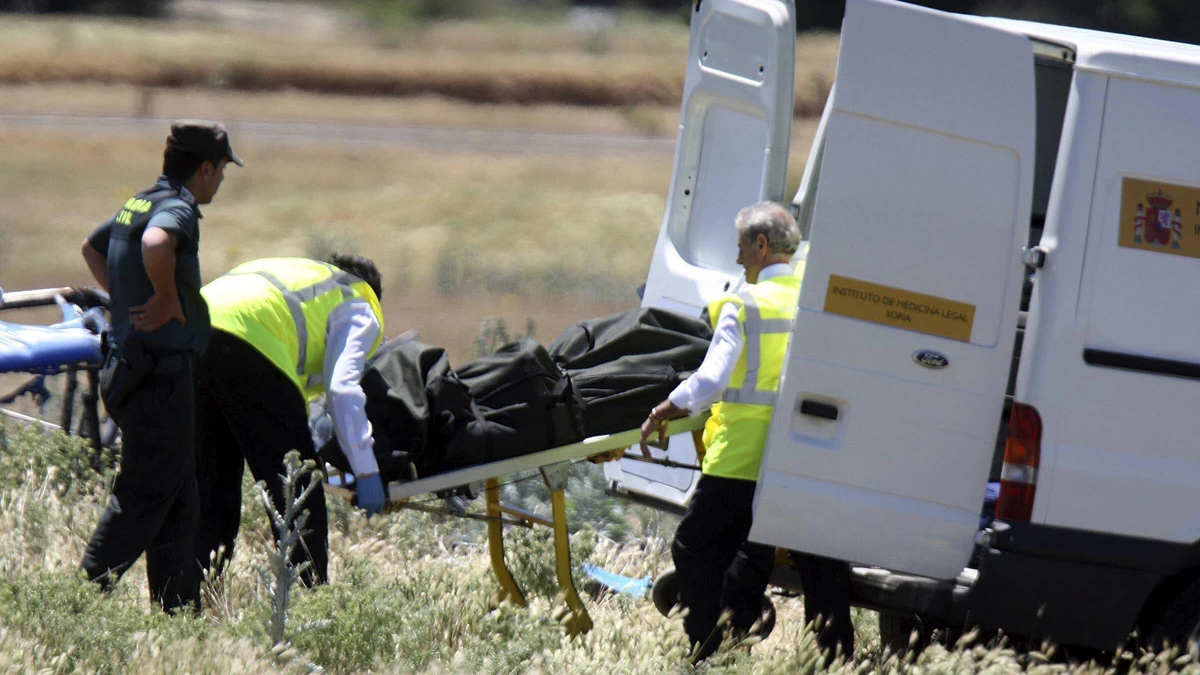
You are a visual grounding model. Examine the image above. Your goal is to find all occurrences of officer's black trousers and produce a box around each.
[790,550,855,660]
[671,474,776,661]
[81,361,199,613]
[192,330,329,594]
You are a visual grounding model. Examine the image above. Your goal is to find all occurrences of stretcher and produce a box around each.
[0,287,114,460]
[324,412,708,635]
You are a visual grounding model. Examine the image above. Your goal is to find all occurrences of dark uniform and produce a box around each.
[80,177,211,612]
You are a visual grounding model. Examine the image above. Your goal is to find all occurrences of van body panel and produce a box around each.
[603,0,796,507]
[616,0,1200,651]
[751,0,1036,580]
[1034,75,1200,542]
[979,18,1200,88]
[1013,72,1110,525]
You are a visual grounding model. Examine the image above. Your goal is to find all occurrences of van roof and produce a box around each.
[973,17,1200,87]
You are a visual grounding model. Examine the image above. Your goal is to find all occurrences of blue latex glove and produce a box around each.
[355,473,386,517]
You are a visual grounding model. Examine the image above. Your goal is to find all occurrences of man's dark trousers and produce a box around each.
[791,550,854,659]
[192,330,328,592]
[82,359,199,612]
[671,474,775,661]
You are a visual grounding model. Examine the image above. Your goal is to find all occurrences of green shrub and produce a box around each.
[288,554,487,673]
[459,603,565,674]
[0,421,115,499]
[504,523,596,601]
[0,569,206,673]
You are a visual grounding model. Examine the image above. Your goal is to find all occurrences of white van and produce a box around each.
[609,0,1200,651]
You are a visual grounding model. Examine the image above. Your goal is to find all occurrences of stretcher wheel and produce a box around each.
[651,568,679,617]
[651,567,777,639]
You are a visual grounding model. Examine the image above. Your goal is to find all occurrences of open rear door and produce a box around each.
[750,0,1035,579]
[604,0,796,508]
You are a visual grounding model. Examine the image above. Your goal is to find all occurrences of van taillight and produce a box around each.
[995,402,1042,522]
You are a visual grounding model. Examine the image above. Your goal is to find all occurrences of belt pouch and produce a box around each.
[99,335,155,409]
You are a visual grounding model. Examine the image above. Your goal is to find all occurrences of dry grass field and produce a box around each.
[0,423,1193,675]
[0,110,819,363]
[0,7,831,363]
[0,12,839,113]
[0,128,640,361]
[0,84,686,135]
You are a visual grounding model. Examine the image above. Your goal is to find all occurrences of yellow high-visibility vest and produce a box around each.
[700,272,802,481]
[699,255,807,461]
[202,258,385,400]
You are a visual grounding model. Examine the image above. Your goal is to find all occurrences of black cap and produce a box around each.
[167,119,244,167]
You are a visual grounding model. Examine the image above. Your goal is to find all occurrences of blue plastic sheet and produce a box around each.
[583,564,652,597]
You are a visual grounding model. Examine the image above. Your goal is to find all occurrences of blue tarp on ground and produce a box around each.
[583,564,652,597]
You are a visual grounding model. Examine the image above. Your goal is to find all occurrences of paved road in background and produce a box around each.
[0,113,677,156]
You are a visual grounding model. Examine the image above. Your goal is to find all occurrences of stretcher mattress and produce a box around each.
[0,320,103,373]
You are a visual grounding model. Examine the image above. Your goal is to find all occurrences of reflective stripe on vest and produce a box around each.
[701,273,802,481]
[234,269,358,379]
[721,289,793,407]
[204,257,385,400]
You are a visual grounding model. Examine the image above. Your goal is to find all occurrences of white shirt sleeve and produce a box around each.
[323,300,382,477]
[667,301,743,413]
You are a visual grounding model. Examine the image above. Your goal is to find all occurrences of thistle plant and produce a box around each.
[257,450,322,647]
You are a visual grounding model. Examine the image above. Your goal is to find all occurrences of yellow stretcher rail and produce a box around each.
[324,413,710,636]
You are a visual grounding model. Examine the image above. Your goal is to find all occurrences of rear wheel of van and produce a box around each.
[879,611,930,656]
[878,611,961,656]
[1147,576,1200,649]
[650,568,778,639]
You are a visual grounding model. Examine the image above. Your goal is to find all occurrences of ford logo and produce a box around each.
[913,350,949,369]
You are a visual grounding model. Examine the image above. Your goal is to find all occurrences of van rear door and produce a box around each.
[750,0,1036,580]
[604,0,796,508]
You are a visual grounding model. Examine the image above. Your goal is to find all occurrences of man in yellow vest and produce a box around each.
[640,202,852,662]
[191,254,386,592]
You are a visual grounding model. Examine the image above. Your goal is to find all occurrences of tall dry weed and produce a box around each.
[1,428,1198,672]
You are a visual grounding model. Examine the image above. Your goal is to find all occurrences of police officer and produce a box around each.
[79,120,242,612]
[191,255,386,592]
[639,202,853,662]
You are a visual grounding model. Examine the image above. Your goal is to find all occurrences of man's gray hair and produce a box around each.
[735,201,800,256]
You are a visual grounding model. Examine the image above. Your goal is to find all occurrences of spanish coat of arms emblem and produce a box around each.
[1134,189,1182,249]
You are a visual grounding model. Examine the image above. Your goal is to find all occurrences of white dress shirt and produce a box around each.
[667,262,795,413]
[323,300,382,477]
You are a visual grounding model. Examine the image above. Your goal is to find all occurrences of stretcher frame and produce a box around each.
[325,413,708,635]
[0,287,113,464]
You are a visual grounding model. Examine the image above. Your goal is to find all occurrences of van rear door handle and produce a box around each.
[799,399,839,421]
